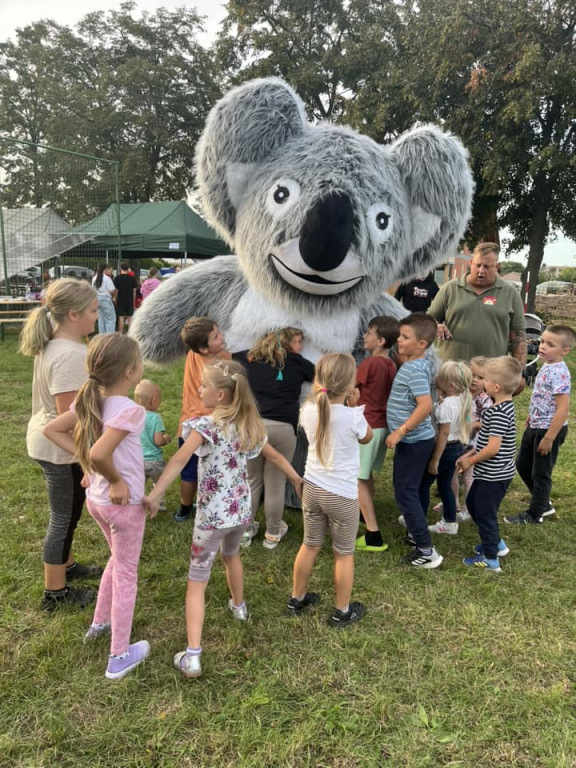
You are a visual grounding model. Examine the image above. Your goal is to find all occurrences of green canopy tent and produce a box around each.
[62,201,231,260]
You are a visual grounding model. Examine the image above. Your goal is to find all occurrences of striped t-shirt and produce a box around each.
[473,400,516,482]
[386,357,435,443]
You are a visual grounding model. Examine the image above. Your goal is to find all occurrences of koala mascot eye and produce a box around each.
[266,178,301,217]
[366,203,394,242]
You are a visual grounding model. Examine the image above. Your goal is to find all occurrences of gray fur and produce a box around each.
[132,77,473,363]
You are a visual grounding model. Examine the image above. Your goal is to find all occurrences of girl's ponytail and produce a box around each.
[19,305,54,357]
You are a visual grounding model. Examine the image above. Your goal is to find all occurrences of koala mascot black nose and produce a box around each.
[299,193,355,272]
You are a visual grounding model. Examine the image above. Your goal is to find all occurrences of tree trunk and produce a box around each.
[523,175,550,314]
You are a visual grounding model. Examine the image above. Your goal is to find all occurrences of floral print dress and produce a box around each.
[182,416,266,530]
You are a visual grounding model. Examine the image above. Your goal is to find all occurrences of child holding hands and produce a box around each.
[424,360,472,535]
[44,333,152,679]
[457,357,523,571]
[144,361,302,679]
[288,353,373,627]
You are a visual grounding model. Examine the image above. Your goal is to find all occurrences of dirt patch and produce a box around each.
[535,294,576,324]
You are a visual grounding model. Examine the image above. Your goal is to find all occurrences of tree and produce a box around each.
[0,3,222,218]
[217,0,402,122]
[499,260,526,275]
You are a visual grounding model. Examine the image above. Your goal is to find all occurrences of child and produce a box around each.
[20,278,101,612]
[353,316,399,552]
[44,333,152,679]
[174,317,231,523]
[454,356,494,520]
[135,379,172,512]
[144,361,303,679]
[287,353,373,627]
[385,313,442,569]
[236,327,315,549]
[423,361,472,535]
[456,356,523,571]
[504,325,574,524]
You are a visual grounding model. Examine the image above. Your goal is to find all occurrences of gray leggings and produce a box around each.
[36,460,86,565]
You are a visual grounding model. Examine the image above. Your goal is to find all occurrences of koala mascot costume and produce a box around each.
[131,77,473,364]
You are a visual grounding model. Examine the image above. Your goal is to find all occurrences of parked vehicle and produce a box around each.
[49,265,94,280]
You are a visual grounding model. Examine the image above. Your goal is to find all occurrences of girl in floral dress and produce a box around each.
[145,360,302,678]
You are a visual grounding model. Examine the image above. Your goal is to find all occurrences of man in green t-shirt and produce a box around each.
[428,242,527,366]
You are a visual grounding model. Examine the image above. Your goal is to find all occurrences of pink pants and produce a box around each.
[86,499,146,656]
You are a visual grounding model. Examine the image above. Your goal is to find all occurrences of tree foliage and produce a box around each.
[0,2,222,219]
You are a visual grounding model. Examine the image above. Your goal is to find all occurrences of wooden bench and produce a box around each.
[0,302,40,341]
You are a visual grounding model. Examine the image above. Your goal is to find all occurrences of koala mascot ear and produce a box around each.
[391,125,474,273]
[195,78,308,244]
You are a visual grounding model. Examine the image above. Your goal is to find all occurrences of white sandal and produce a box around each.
[262,521,288,550]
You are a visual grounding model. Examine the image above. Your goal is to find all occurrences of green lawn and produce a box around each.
[1,328,575,768]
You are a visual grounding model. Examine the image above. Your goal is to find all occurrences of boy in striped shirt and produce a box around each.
[456,356,523,572]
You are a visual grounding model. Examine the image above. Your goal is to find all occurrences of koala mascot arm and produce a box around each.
[131,77,473,363]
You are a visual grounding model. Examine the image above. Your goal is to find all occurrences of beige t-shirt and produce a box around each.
[26,339,87,464]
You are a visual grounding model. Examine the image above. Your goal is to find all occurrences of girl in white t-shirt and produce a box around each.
[92,263,117,334]
[45,333,151,681]
[287,353,372,628]
[422,361,472,535]
[20,278,100,613]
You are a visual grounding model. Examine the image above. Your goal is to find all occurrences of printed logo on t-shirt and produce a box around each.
[482,296,497,305]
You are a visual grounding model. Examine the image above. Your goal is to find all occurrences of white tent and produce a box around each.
[0,207,93,280]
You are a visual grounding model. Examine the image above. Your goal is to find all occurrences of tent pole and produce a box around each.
[113,162,122,266]
[184,252,187,267]
[0,204,9,295]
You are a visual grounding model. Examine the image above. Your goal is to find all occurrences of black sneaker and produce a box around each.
[503,512,542,525]
[66,562,103,581]
[404,531,416,547]
[41,586,95,612]
[329,601,366,628]
[403,547,443,569]
[173,503,196,523]
[286,592,320,617]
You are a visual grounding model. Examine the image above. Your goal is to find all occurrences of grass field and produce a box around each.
[1,328,576,768]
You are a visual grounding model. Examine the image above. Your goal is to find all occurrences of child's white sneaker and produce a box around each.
[456,508,471,522]
[228,599,249,621]
[397,514,407,527]
[240,521,260,548]
[263,520,288,550]
[174,650,202,678]
[428,519,459,534]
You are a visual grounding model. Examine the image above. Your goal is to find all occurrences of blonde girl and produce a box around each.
[20,278,101,612]
[144,360,302,679]
[237,327,314,548]
[423,360,473,535]
[45,333,150,681]
[288,353,372,628]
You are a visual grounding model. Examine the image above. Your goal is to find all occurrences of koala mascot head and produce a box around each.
[131,77,473,363]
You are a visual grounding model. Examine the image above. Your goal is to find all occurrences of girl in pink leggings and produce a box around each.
[45,333,152,681]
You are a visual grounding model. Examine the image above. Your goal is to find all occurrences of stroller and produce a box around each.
[523,312,544,386]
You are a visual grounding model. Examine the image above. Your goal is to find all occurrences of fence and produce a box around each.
[0,138,121,297]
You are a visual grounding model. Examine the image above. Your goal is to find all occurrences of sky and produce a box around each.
[2,0,575,267]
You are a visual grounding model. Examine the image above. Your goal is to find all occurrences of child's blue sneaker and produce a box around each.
[474,539,510,557]
[463,553,501,572]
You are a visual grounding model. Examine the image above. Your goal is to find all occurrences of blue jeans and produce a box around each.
[393,438,435,549]
[419,441,464,523]
[97,296,117,333]
[466,479,511,560]
[516,425,567,520]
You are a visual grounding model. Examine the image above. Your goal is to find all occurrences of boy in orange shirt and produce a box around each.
[174,317,231,522]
